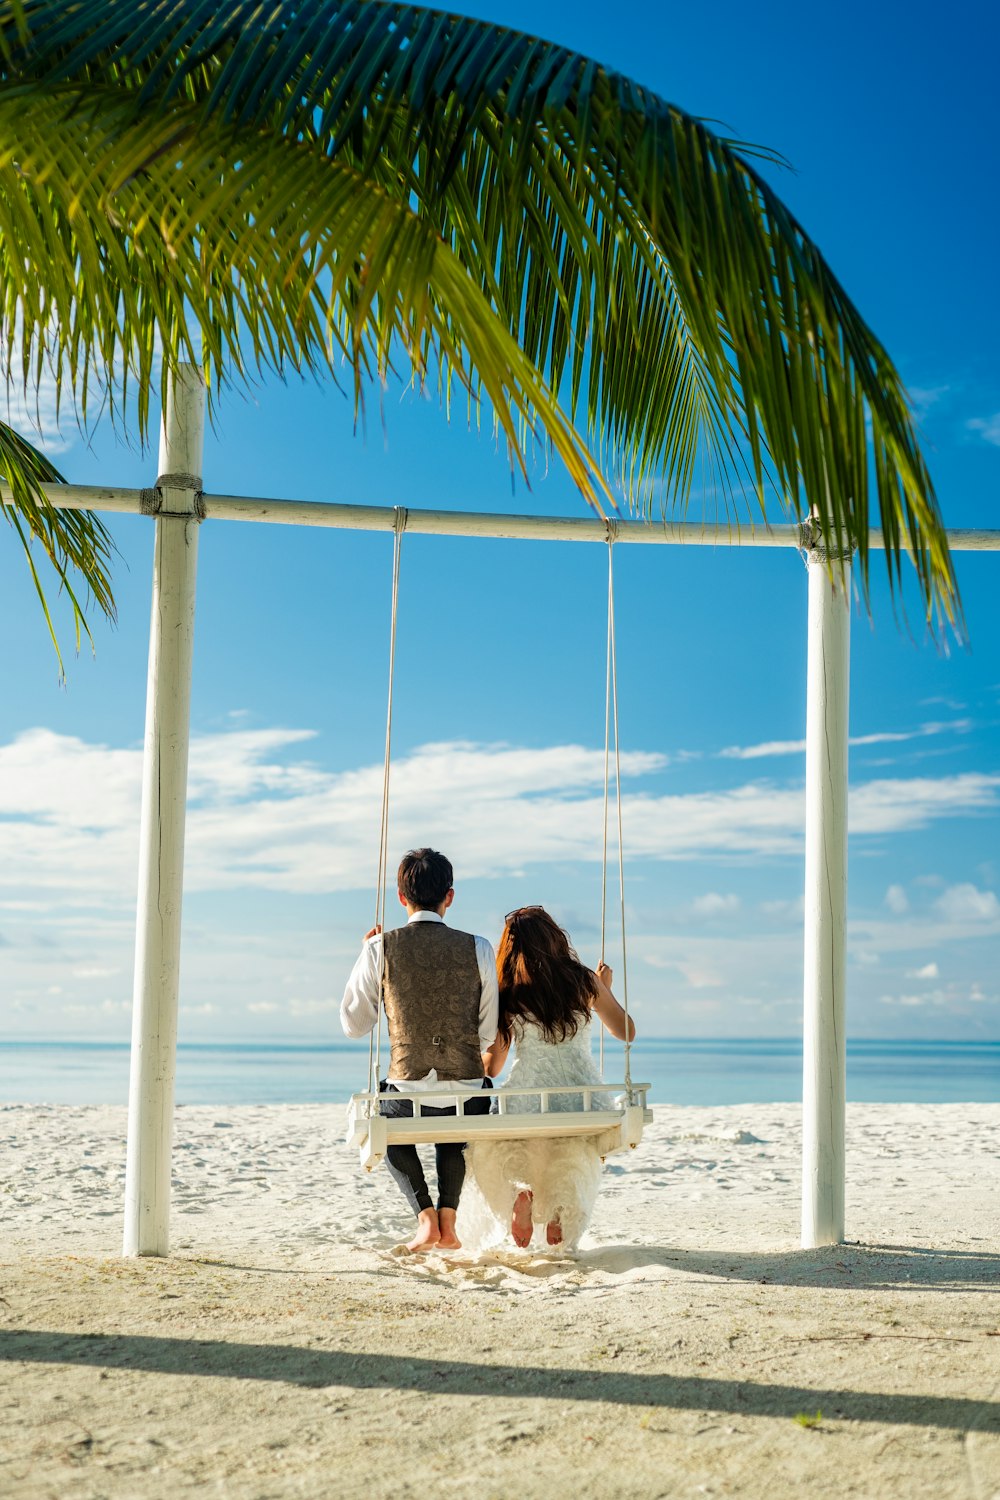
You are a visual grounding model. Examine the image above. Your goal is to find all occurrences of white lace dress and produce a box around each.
[460,1016,618,1251]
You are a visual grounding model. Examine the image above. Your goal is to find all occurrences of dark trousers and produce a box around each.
[380,1080,493,1216]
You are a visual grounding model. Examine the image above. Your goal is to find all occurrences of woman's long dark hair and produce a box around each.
[496,907,598,1046]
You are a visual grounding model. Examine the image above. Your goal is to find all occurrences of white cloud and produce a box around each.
[908,385,951,416]
[2,361,76,456]
[719,738,806,760]
[759,896,805,921]
[967,413,1000,447]
[849,911,1000,955]
[639,951,727,990]
[0,315,103,458]
[934,883,1000,924]
[921,696,966,712]
[1,316,167,460]
[675,964,724,989]
[187,728,325,802]
[877,978,996,1010]
[60,997,130,1018]
[885,884,910,914]
[285,998,339,1018]
[851,721,972,748]
[0,727,142,828]
[719,720,972,761]
[690,892,741,917]
[908,962,940,979]
[851,774,1000,835]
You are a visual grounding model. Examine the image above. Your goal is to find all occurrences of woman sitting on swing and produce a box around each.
[462,906,635,1252]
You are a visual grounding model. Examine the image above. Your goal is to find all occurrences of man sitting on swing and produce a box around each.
[341,847,498,1251]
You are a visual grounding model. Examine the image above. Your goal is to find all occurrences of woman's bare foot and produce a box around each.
[437,1208,462,1250]
[545,1217,563,1246]
[511,1190,533,1248]
[407,1208,440,1252]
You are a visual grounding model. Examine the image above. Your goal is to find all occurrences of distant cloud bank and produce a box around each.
[1,724,997,1040]
[0,725,997,903]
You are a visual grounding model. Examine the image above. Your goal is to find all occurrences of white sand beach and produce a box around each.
[2,1101,998,1498]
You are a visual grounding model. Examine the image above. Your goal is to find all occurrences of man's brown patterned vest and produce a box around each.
[382,921,483,1080]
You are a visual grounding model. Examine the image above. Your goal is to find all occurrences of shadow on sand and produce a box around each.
[1,1328,997,1433]
[570,1240,1000,1292]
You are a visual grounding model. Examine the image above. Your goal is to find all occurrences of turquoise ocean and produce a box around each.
[1,1038,996,1107]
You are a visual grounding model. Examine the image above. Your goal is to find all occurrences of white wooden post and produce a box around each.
[801,529,851,1248]
[123,364,205,1257]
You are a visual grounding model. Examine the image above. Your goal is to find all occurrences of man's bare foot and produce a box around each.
[545,1217,563,1246]
[437,1208,461,1250]
[407,1208,440,1252]
[511,1190,533,1248]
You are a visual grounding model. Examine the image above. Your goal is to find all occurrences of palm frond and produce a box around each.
[0,85,608,499]
[0,419,116,675]
[0,0,959,629]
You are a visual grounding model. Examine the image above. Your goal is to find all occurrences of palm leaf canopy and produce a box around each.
[0,0,958,646]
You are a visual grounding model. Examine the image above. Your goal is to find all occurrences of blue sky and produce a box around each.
[1,0,998,1045]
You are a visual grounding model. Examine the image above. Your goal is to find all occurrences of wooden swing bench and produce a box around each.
[347,1081,652,1170]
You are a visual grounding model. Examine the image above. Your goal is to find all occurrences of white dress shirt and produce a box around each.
[340,910,499,1093]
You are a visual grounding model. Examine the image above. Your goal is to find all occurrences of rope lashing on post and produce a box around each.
[140,473,206,519]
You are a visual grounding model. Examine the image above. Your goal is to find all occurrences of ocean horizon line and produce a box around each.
[2,1036,995,1050]
[3,1035,996,1107]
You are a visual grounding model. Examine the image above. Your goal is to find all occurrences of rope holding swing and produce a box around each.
[367,506,408,1106]
[599,522,633,1097]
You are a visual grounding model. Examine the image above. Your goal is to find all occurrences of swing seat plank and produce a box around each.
[347,1085,651,1171]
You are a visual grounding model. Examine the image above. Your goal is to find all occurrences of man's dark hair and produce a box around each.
[397,848,453,909]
